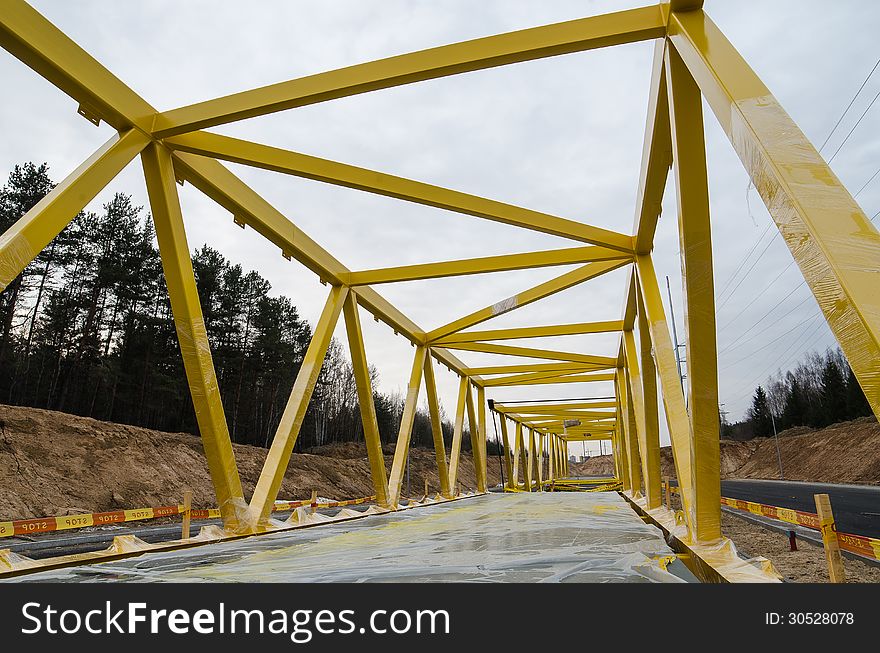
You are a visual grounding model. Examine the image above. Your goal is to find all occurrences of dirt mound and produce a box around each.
[0,404,498,520]
[573,417,880,485]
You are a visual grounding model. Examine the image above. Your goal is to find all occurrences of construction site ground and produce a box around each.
[4,404,880,582]
[10,493,694,583]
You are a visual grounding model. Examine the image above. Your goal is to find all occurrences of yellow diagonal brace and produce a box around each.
[498,413,514,490]
[635,254,694,533]
[479,367,597,388]
[245,285,349,529]
[464,381,486,492]
[475,385,488,492]
[666,40,721,541]
[151,5,666,137]
[387,346,428,507]
[346,246,629,285]
[637,282,662,509]
[166,132,634,250]
[485,372,616,387]
[140,142,244,527]
[623,330,660,508]
[427,259,630,341]
[435,320,624,345]
[463,362,595,376]
[633,39,672,255]
[495,401,617,412]
[669,9,880,418]
[447,376,468,489]
[169,153,480,384]
[439,341,618,365]
[1,130,149,291]
[0,0,156,131]
[616,367,642,498]
[423,350,451,497]
[343,292,389,507]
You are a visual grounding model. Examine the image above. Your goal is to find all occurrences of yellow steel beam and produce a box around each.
[665,39,721,541]
[479,367,597,388]
[494,401,617,412]
[423,349,452,497]
[140,142,245,527]
[346,246,629,286]
[475,384,489,491]
[517,422,531,491]
[166,131,634,250]
[623,330,660,508]
[636,254,694,533]
[615,399,631,491]
[447,376,468,490]
[246,285,348,528]
[463,362,597,376]
[485,372,616,387]
[439,341,618,366]
[668,9,880,419]
[632,38,672,254]
[435,320,624,345]
[509,409,616,419]
[387,346,428,507]
[637,282,662,509]
[427,259,631,341]
[151,5,667,137]
[0,130,148,291]
[498,412,515,490]
[342,292,390,507]
[169,153,482,386]
[0,0,156,132]
[616,367,642,497]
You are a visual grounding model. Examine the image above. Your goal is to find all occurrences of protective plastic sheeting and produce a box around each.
[12,493,685,583]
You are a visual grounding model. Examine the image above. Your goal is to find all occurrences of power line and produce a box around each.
[818,55,880,152]
[715,231,781,312]
[854,165,880,198]
[717,259,795,334]
[714,222,773,302]
[718,310,819,371]
[718,279,809,354]
[827,87,880,164]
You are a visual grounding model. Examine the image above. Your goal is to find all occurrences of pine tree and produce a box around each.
[819,357,847,426]
[781,373,807,429]
[747,385,773,437]
[845,365,871,419]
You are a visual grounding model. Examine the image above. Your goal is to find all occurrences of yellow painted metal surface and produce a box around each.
[343,292,390,506]
[665,39,721,542]
[0,0,862,584]
[0,130,149,291]
[668,8,880,418]
[141,142,246,528]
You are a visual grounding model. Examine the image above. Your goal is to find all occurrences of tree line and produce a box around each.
[0,162,482,454]
[727,347,872,439]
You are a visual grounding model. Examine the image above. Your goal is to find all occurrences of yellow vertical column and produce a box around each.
[464,382,486,493]
[516,422,530,491]
[342,293,389,507]
[666,42,721,542]
[140,142,244,528]
[387,346,428,507]
[423,350,451,498]
[623,329,660,508]
[536,432,544,490]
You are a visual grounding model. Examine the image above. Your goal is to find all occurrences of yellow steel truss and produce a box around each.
[2,0,878,567]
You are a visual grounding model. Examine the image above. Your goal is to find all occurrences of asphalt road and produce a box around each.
[721,479,880,539]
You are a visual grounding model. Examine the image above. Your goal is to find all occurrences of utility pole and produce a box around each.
[769,409,784,480]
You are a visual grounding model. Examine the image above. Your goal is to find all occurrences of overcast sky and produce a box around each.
[2,1,879,456]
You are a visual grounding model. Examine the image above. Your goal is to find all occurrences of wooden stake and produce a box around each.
[181,489,192,540]
[664,477,671,509]
[814,493,845,583]
[424,477,429,500]
[310,489,318,514]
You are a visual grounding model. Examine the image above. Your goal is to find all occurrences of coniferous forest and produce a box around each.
[0,162,470,452]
